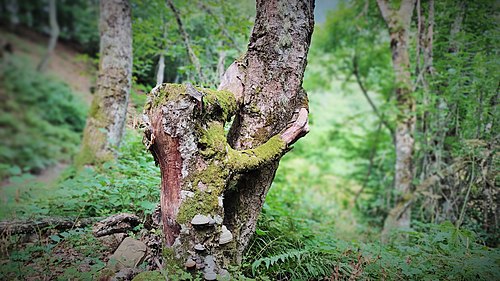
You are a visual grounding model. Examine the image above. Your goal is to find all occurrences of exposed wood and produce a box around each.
[143,83,309,273]
[37,0,60,72]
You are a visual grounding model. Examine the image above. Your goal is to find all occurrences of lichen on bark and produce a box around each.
[143,83,306,277]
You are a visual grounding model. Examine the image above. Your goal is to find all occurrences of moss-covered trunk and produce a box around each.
[75,0,132,166]
[143,84,308,278]
[377,0,417,241]
[222,0,315,262]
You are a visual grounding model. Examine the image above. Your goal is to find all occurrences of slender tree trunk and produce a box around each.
[5,0,19,28]
[166,0,205,83]
[377,0,417,241]
[156,53,165,85]
[37,0,59,72]
[75,0,132,167]
[222,0,315,262]
[216,42,226,82]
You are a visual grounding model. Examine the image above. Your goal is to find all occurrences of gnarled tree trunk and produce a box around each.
[377,0,417,241]
[143,0,315,277]
[75,0,132,166]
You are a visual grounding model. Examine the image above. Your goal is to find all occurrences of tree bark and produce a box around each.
[75,0,132,166]
[37,0,59,72]
[222,0,315,262]
[377,0,417,241]
[143,84,309,277]
[156,52,165,85]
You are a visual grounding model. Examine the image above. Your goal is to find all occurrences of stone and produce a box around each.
[204,272,217,280]
[108,237,147,271]
[218,269,230,280]
[219,225,233,245]
[191,214,210,226]
[194,243,205,251]
[98,233,126,253]
[184,258,196,269]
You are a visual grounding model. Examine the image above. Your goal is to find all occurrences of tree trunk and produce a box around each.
[222,0,315,262]
[5,0,19,28]
[37,0,59,72]
[377,0,417,241]
[143,84,308,278]
[156,52,165,85]
[75,0,132,167]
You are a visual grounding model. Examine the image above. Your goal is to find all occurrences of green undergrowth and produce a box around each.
[0,57,87,180]
[26,130,160,218]
[245,205,500,280]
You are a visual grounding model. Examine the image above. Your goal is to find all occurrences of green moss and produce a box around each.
[229,136,286,172]
[150,84,187,107]
[177,191,220,224]
[199,122,227,158]
[132,271,165,281]
[200,88,237,121]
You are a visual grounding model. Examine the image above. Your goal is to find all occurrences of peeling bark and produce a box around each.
[75,0,132,166]
[143,84,308,276]
[377,0,417,241]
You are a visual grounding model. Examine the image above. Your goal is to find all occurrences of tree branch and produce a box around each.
[165,0,205,83]
[352,55,395,137]
[198,2,243,53]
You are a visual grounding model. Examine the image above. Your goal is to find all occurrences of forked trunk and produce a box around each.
[143,84,309,278]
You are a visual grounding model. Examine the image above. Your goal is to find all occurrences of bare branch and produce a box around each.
[352,55,395,136]
[166,0,205,83]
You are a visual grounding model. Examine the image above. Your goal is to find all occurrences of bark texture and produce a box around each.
[75,0,132,166]
[37,0,59,72]
[377,0,417,241]
[222,0,315,261]
[143,84,308,277]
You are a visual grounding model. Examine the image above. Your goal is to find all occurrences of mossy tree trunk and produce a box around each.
[143,0,314,277]
[222,0,315,262]
[75,0,132,167]
[144,84,308,278]
[377,0,417,241]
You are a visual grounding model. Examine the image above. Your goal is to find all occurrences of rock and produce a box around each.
[218,269,230,280]
[194,243,205,251]
[191,214,210,226]
[204,272,217,280]
[184,258,196,269]
[93,213,140,237]
[98,233,126,253]
[219,225,233,245]
[204,255,216,270]
[108,237,147,271]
